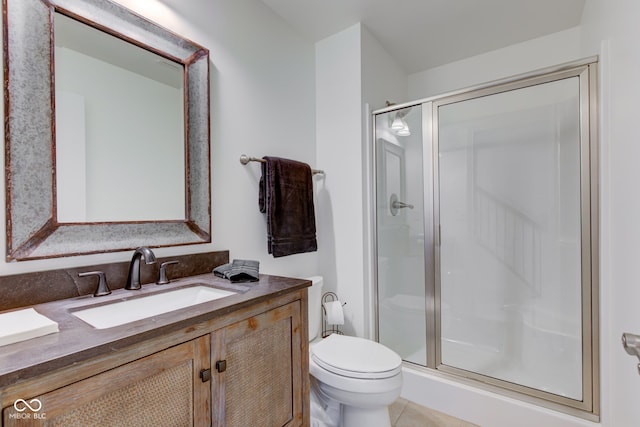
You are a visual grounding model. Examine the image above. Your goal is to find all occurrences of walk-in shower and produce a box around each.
[372,58,599,418]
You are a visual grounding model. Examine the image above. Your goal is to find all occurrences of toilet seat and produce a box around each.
[311,334,402,379]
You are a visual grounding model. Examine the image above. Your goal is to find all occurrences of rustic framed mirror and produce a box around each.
[3,0,211,261]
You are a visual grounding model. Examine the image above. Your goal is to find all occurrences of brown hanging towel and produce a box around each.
[259,156,318,257]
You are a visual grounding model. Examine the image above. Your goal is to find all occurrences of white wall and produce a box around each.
[315,24,364,336]
[580,1,640,425]
[361,28,409,108]
[0,0,319,279]
[408,27,582,100]
[315,23,406,337]
[166,0,319,278]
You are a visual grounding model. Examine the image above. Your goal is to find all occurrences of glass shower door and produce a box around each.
[373,61,597,414]
[435,76,585,400]
[375,105,428,366]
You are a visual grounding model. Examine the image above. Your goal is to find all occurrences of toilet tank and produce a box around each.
[306,276,323,341]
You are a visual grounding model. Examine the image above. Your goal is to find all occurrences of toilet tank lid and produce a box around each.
[305,276,323,285]
[311,334,402,378]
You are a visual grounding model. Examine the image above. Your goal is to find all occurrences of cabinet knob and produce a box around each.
[215,360,227,373]
[200,368,212,382]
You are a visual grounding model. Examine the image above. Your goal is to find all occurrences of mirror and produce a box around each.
[4,0,211,261]
[55,13,186,222]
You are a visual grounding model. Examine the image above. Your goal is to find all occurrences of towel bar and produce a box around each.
[239,154,324,175]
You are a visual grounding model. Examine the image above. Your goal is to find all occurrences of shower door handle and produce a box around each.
[622,332,640,375]
[390,193,414,216]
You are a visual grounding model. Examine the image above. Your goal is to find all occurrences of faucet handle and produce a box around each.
[156,260,179,285]
[78,271,112,297]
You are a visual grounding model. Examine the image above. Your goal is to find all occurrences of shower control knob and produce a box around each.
[390,193,414,216]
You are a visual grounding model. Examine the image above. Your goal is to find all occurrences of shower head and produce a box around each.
[384,101,412,136]
[389,108,412,136]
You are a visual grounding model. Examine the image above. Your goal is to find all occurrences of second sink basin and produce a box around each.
[72,285,236,329]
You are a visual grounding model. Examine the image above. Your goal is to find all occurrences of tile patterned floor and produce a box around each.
[390,398,479,427]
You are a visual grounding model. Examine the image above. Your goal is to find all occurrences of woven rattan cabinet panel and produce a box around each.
[212,301,305,427]
[2,336,210,427]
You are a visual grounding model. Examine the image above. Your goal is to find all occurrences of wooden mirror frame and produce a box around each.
[3,0,211,261]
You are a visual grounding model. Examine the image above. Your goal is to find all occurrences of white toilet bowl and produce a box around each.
[306,275,403,427]
[309,334,402,427]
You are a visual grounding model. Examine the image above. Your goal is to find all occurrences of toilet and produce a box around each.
[307,276,403,427]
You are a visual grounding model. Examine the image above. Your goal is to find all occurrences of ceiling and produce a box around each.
[259,0,586,73]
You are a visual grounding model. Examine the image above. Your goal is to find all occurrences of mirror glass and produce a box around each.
[4,0,211,261]
[55,13,185,222]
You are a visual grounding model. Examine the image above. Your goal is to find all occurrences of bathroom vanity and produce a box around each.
[0,274,310,426]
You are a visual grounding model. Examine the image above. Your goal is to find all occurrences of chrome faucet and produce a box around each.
[125,247,157,290]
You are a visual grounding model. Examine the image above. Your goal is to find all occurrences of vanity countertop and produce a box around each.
[0,273,310,388]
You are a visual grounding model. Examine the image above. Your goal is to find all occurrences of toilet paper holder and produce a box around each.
[322,292,346,338]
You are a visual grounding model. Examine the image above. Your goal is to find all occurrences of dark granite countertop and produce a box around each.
[0,273,310,388]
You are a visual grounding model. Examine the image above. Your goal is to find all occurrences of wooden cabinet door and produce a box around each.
[2,336,210,427]
[211,301,306,427]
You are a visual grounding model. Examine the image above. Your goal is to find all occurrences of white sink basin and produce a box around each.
[72,285,236,329]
